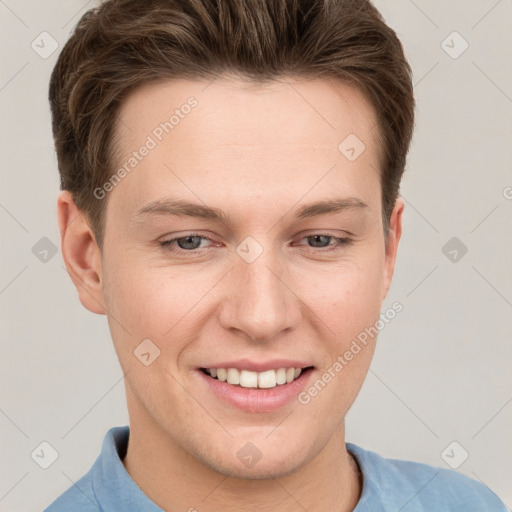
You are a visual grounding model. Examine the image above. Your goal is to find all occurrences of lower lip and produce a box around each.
[196,368,314,413]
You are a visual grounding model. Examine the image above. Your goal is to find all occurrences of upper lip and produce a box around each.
[198,359,314,372]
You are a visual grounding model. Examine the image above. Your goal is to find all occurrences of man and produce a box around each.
[44,0,507,510]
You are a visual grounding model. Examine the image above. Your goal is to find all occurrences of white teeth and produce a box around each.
[204,367,306,389]
[239,370,258,388]
[276,368,287,385]
[258,370,276,389]
[227,368,240,385]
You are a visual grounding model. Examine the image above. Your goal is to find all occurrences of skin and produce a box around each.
[58,75,403,512]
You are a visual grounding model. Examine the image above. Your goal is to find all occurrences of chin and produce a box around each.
[205,450,305,480]
[191,431,315,480]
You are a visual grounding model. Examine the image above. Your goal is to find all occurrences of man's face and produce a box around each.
[96,76,402,478]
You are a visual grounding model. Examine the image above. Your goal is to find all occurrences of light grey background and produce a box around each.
[1,1,511,510]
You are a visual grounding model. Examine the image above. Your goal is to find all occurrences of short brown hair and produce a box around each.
[49,0,415,249]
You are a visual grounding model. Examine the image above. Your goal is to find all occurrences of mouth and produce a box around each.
[199,366,315,389]
[195,363,316,413]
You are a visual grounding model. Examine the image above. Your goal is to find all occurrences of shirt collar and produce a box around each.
[347,442,385,511]
[91,425,163,512]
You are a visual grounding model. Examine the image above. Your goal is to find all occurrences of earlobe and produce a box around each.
[57,191,106,315]
[382,197,404,301]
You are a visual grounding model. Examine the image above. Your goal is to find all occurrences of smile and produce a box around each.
[200,366,313,389]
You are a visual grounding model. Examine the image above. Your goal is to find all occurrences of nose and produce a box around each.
[218,246,302,343]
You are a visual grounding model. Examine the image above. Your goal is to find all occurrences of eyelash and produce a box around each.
[159,233,353,255]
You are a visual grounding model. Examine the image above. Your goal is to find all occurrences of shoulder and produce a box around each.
[347,443,508,511]
[43,468,100,512]
[42,425,127,511]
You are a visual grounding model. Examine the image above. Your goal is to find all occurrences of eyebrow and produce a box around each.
[133,196,368,223]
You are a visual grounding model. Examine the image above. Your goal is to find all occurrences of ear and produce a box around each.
[381,197,404,301]
[57,190,106,315]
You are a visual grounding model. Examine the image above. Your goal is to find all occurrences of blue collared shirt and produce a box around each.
[43,425,507,511]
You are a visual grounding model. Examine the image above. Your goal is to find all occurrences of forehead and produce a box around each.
[116,75,379,148]
[110,76,381,217]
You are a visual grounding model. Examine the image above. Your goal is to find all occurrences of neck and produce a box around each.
[122,392,361,512]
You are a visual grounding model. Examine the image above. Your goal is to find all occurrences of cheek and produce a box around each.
[295,254,385,336]
[297,262,383,414]
[103,260,191,333]
[102,260,226,370]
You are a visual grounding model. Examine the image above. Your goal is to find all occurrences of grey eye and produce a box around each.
[305,235,332,248]
[176,235,204,250]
